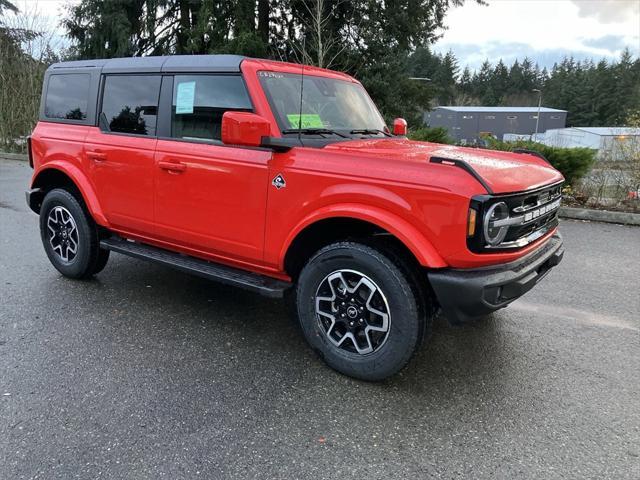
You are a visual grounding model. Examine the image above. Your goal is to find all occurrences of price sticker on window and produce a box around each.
[175,81,196,114]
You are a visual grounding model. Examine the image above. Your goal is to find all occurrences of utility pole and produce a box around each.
[533,88,542,141]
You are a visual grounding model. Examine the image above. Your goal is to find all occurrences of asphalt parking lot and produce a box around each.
[1,158,639,479]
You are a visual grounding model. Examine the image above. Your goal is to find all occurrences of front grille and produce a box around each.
[493,182,563,249]
[506,213,558,242]
[468,181,564,253]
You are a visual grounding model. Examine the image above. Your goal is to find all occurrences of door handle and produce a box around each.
[87,150,107,161]
[158,161,187,173]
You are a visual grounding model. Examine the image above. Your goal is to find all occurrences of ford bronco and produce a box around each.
[26,55,564,380]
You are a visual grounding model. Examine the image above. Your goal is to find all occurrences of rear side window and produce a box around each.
[101,75,161,136]
[171,75,252,142]
[44,74,90,121]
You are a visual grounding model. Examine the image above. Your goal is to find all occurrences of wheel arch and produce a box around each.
[30,164,108,226]
[281,205,447,279]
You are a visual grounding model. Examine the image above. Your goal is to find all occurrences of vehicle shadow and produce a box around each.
[64,255,530,421]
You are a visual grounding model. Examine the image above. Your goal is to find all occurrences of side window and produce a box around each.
[101,75,161,136]
[44,74,90,121]
[171,75,252,142]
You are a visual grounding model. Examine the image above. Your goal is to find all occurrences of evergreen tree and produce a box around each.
[432,51,459,105]
[62,0,485,124]
[491,59,509,102]
[520,57,536,92]
[471,60,493,99]
[508,59,525,94]
[459,66,472,95]
[409,46,442,79]
[58,1,640,128]
[413,50,639,127]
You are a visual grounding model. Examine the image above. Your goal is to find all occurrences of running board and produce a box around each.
[100,237,291,298]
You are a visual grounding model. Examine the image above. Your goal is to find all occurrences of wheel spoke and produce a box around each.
[365,304,389,332]
[328,272,348,297]
[46,205,79,263]
[314,269,390,356]
[67,236,78,254]
[54,207,64,224]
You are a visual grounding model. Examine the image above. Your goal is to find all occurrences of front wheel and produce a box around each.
[295,242,429,381]
[39,188,109,279]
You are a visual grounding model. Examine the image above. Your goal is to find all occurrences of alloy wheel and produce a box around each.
[47,206,79,263]
[315,269,391,355]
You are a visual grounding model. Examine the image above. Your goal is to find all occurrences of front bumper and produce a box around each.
[428,233,564,324]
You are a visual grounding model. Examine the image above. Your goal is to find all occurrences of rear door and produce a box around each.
[153,74,271,264]
[85,74,161,236]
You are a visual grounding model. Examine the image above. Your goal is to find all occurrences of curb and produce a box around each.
[560,206,640,226]
[0,152,28,162]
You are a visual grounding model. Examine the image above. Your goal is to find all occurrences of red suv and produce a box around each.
[27,55,564,380]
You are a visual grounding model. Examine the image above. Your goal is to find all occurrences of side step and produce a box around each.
[100,237,292,298]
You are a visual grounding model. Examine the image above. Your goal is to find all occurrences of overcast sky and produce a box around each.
[434,0,639,69]
[13,0,640,70]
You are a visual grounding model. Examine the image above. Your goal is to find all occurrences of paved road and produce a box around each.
[1,159,639,479]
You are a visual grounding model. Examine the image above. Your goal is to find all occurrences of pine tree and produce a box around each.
[472,60,493,99]
[416,50,639,128]
[61,0,486,124]
[409,46,442,79]
[432,51,459,105]
[459,66,472,95]
[491,59,509,102]
[520,57,536,92]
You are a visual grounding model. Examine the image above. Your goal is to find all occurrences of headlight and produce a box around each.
[483,201,509,246]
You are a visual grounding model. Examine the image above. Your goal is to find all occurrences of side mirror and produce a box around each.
[221,111,271,147]
[393,118,408,136]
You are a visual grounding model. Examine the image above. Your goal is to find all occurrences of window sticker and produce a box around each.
[175,81,196,114]
[286,113,324,128]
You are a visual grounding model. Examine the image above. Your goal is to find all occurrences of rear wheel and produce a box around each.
[40,188,109,279]
[295,241,430,381]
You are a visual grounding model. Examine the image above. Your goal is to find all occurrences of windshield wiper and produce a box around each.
[282,128,348,138]
[350,128,392,137]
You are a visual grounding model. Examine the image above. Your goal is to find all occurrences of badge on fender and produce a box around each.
[272,174,286,190]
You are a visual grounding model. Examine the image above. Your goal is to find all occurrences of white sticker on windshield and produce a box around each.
[175,81,196,114]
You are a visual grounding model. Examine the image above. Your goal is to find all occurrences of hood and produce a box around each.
[323,138,564,194]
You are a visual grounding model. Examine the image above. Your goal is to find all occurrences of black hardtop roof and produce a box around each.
[47,54,246,74]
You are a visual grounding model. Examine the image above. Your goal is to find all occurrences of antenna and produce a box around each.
[298,36,306,144]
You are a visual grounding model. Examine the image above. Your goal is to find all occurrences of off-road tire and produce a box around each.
[296,241,429,381]
[40,188,109,279]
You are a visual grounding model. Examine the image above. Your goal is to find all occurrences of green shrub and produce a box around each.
[482,137,596,186]
[408,126,454,145]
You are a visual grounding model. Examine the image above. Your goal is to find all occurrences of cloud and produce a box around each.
[583,35,630,51]
[570,0,640,23]
[436,41,626,71]
[434,1,639,71]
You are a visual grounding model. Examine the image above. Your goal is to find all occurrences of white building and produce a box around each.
[541,127,640,160]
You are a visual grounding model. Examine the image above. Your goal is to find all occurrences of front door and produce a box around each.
[153,74,270,264]
[85,74,162,236]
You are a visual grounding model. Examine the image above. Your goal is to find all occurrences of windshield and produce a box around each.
[258,71,387,135]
